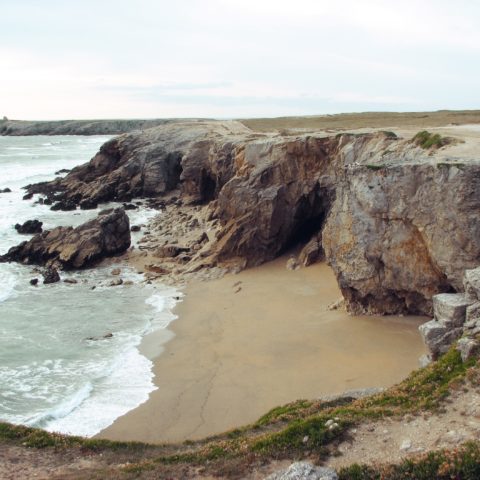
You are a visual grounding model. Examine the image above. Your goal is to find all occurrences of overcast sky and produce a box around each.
[1,0,480,119]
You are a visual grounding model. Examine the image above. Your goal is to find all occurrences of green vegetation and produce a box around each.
[339,442,480,480]
[412,130,452,149]
[1,347,479,478]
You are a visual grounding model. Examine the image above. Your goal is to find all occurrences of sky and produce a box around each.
[1,0,480,120]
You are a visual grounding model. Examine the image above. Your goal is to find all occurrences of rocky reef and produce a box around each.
[0,208,130,269]
[23,120,480,315]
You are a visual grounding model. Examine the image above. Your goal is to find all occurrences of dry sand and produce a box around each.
[98,257,426,444]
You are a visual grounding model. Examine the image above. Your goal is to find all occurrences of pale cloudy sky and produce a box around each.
[1,0,479,119]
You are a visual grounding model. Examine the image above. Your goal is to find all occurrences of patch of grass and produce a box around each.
[338,441,480,480]
[412,130,452,149]
[251,415,350,455]
[255,400,313,426]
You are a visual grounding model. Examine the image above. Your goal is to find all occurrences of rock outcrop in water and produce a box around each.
[24,121,480,314]
[1,208,130,269]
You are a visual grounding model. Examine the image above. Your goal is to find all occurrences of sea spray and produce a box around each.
[0,136,181,436]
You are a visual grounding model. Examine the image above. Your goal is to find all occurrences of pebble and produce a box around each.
[400,439,412,451]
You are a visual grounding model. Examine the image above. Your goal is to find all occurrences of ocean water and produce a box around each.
[0,136,181,437]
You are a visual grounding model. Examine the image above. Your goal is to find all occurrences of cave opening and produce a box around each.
[282,187,332,252]
[200,170,217,202]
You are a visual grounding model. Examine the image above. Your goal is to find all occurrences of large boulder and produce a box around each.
[265,462,338,480]
[15,219,43,234]
[0,208,130,269]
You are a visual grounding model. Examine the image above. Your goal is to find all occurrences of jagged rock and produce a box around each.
[51,199,77,211]
[0,187,11,193]
[14,219,43,234]
[22,192,33,200]
[155,245,188,258]
[79,199,98,210]
[0,208,130,269]
[419,320,463,359]
[457,337,480,362]
[55,168,71,175]
[433,293,471,327]
[467,302,480,323]
[286,257,300,271]
[464,267,480,302]
[42,267,60,284]
[265,462,338,480]
[123,203,138,210]
[299,235,323,267]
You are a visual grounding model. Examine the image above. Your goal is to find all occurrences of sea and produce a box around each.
[0,136,181,437]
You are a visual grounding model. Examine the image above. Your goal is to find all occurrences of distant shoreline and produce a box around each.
[2,110,480,135]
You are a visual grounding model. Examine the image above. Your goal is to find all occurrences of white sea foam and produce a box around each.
[0,136,182,438]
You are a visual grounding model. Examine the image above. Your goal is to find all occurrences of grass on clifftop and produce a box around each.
[0,347,478,478]
[412,130,453,149]
[339,442,480,480]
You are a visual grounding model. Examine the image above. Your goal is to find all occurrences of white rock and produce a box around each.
[400,439,412,451]
[265,462,338,480]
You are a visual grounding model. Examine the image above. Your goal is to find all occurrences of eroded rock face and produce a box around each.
[0,208,130,269]
[22,121,480,314]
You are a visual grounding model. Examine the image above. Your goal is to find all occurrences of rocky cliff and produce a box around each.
[24,120,480,315]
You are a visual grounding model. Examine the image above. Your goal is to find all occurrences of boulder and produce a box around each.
[265,462,338,480]
[433,293,472,327]
[42,267,60,284]
[29,278,38,286]
[456,337,480,362]
[79,199,98,210]
[466,302,480,323]
[298,235,323,267]
[51,199,77,211]
[0,208,130,269]
[0,188,11,193]
[14,219,43,234]
[464,267,480,302]
[130,225,141,232]
[419,320,463,359]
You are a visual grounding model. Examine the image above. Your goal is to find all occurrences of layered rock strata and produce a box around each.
[0,208,130,269]
[420,267,480,361]
[23,121,480,314]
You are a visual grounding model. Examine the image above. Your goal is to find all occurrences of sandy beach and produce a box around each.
[97,257,426,444]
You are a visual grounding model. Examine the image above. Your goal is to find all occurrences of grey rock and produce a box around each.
[433,293,472,327]
[15,219,43,234]
[419,320,463,358]
[457,337,480,362]
[42,267,60,284]
[265,462,338,480]
[0,208,130,269]
[464,268,480,302]
[299,235,323,267]
[467,302,480,323]
[419,354,432,368]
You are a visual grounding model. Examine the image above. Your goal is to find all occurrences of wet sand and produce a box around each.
[98,258,426,444]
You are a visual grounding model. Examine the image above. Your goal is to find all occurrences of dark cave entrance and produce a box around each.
[200,170,217,202]
[282,186,333,252]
